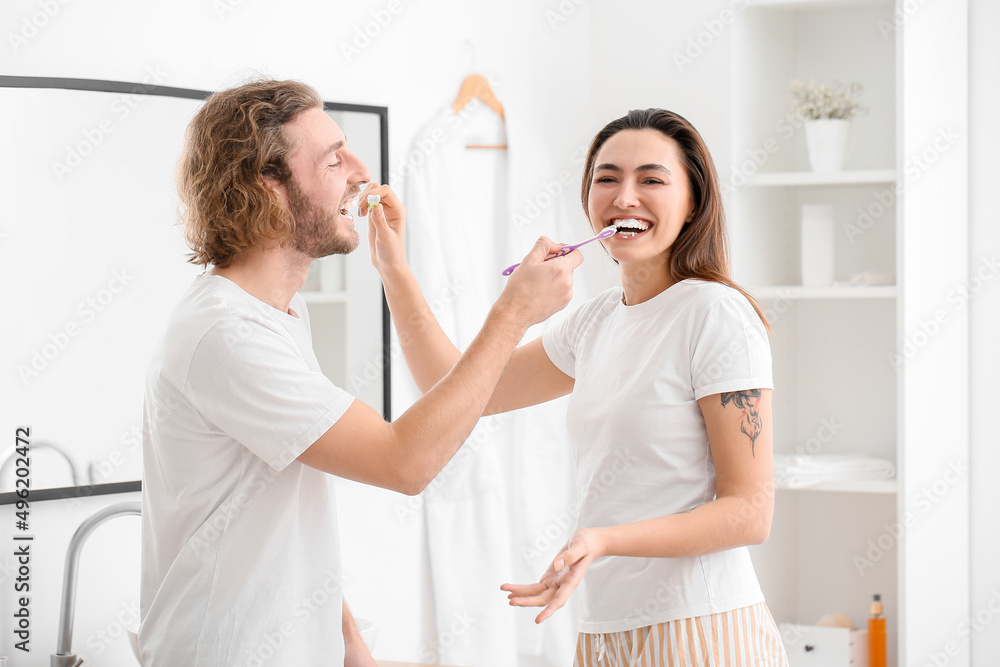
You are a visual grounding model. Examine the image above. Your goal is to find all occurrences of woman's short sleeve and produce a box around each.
[690,295,773,400]
[542,288,619,379]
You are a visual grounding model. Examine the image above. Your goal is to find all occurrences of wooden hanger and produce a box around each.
[452,73,507,150]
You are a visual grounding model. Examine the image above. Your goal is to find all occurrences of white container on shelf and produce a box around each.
[800,204,835,287]
[805,119,852,172]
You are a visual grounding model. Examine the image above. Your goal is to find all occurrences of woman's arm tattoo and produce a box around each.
[720,389,763,457]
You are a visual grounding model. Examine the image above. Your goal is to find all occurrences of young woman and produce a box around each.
[368,109,788,665]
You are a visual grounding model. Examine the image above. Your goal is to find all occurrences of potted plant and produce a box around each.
[790,79,867,172]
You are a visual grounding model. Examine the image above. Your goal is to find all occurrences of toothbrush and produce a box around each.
[501,226,617,276]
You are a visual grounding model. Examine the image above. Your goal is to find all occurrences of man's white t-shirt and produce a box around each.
[542,279,773,633]
[139,274,355,666]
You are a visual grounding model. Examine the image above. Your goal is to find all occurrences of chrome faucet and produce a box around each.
[51,501,141,667]
[0,441,81,490]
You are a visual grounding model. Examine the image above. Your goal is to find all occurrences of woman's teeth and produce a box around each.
[613,218,650,238]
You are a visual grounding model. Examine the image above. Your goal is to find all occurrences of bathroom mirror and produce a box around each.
[0,76,390,503]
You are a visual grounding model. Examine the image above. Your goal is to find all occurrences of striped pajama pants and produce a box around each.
[574,603,789,666]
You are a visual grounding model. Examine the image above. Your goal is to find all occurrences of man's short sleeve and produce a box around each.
[183,316,355,471]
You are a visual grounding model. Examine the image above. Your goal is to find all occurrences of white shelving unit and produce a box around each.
[777,479,897,494]
[746,169,896,186]
[752,285,896,299]
[732,2,971,664]
[730,0,901,660]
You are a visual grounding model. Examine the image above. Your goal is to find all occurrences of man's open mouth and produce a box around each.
[339,192,360,218]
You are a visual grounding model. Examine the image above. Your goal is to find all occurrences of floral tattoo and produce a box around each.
[720,389,763,457]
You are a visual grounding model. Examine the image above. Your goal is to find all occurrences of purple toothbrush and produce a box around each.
[501,226,618,276]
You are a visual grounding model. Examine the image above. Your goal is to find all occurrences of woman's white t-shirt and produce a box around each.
[542,279,773,633]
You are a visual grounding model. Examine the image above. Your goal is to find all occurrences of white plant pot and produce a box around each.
[805,119,851,172]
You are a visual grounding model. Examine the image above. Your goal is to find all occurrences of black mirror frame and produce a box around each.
[0,75,391,505]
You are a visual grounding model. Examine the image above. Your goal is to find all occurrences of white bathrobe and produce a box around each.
[397,99,588,666]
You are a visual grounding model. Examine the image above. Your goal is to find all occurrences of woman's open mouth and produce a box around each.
[608,217,652,239]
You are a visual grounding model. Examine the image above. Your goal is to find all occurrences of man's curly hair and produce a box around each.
[178,79,322,267]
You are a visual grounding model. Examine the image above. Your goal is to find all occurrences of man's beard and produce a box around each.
[286,177,360,258]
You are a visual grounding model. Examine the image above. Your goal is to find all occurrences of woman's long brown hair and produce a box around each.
[581,108,769,328]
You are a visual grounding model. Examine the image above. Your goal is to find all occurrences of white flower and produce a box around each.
[789,79,867,120]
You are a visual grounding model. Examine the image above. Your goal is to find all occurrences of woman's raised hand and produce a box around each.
[500,527,606,623]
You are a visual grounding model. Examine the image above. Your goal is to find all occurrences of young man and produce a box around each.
[138,79,581,666]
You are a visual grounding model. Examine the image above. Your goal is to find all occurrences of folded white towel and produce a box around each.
[773,454,895,488]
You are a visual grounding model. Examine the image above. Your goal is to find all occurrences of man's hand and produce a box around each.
[363,182,407,276]
[494,236,583,330]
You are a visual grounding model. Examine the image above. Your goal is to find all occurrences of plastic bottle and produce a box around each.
[869,593,886,667]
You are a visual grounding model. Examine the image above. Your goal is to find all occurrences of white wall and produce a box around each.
[586,0,734,290]
[969,0,1000,664]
